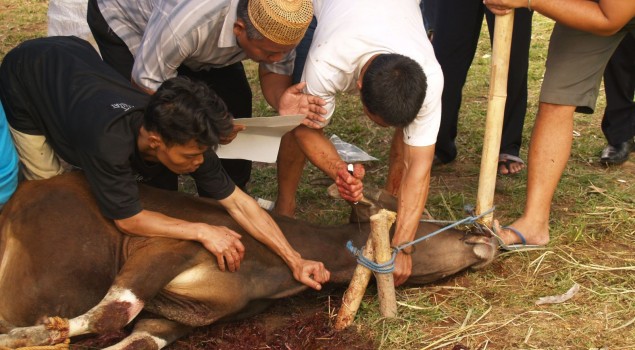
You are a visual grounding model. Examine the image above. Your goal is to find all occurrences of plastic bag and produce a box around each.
[329,134,378,163]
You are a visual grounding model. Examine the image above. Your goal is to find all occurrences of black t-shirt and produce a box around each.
[0,36,235,219]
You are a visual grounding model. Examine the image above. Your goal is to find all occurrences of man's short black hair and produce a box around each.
[237,0,265,41]
[360,54,427,128]
[143,77,233,150]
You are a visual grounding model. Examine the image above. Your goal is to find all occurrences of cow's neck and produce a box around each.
[275,216,373,284]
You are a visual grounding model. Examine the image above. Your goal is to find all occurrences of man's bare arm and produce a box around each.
[219,187,331,290]
[259,66,327,125]
[391,143,434,286]
[484,0,635,35]
[292,125,363,201]
[115,209,245,272]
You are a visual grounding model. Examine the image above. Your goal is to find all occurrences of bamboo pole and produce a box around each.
[334,236,375,330]
[476,10,515,226]
[371,209,397,317]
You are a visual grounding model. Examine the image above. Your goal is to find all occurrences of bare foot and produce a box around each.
[498,154,525,175]
[492,219,550,246]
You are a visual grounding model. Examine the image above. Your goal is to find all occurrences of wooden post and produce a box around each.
[334,236,375,330]
[476,10,515,226]
[371,209,397,317]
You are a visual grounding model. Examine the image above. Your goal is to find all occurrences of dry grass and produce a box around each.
[2,3,634,349]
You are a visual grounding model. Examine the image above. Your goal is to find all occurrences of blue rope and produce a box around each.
[346,207,495,274]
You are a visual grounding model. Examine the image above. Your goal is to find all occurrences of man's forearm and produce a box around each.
[293,125,347,179]
[220,189,302,266]
[259,65,292,110]
[487,0,635,35]
[391,145,434,247]
[115,209,206,241]
[533,0,634,35]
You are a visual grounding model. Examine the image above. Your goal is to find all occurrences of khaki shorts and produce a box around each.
[540,22,629,114]
[9,127,65,180]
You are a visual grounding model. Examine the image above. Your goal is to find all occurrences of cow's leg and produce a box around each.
[104,318,192,350]
[0,239,203,348]
[0,286,143,348]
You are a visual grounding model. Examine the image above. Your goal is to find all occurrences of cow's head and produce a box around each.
[327,184,497,283]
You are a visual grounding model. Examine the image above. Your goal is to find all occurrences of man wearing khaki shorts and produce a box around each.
[484,0,635,247]
[8,127,64,180]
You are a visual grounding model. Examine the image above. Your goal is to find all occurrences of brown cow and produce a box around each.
[0,172,496,349]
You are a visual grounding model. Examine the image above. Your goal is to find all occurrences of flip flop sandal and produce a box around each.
[498,153,525,175]
[492,225,545,251]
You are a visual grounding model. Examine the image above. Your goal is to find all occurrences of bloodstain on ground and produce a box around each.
[72,289,376,350]
[170,289,375,350]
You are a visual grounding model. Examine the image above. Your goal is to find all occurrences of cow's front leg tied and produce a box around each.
[0,317,69,349]
[41,317,69,345]
[13,338,70,350]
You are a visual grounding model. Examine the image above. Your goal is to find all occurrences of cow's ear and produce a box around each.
[465,235,497,270]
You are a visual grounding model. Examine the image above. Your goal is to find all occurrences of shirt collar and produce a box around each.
[218,0,240,48]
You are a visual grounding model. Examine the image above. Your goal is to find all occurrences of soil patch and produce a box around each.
[73,290,375,350]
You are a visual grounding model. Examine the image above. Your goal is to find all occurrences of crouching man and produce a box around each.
[0,36,329,290]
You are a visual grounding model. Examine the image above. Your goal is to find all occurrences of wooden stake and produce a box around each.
[476,10,515,226]
[371,209,397,317]
[334,236,374,330]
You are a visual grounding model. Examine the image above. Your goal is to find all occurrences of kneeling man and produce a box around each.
[0,36,329,290]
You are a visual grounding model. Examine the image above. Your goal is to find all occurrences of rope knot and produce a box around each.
[346,207,496,274]
[44,317,69,342]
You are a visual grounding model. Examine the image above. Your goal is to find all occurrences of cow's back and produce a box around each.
[0,172,122,326]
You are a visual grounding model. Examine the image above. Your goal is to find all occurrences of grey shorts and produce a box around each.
[540,21,633,114]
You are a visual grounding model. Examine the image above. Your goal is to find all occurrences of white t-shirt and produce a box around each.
[303,0,443,147]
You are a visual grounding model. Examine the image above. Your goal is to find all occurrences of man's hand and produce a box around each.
[335,163,364,203]
[219,124,246,145]
[278,82,327,129]
[392,251,412,286]
[483,0,517,15]
[290,258,331,290]
[196,224,246,272]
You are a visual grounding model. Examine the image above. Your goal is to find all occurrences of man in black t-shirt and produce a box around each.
[0,36,330,290]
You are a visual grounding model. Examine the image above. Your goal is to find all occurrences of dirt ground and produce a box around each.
[72,289,376,350]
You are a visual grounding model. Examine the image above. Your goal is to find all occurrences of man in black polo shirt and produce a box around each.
[0,36,330,290]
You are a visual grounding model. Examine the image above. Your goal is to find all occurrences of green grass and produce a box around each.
[0,0,47,57]
[2,4,634,349]
[252,13,635,348]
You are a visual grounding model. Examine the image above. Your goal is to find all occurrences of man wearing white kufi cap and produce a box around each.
[88,0,327,189]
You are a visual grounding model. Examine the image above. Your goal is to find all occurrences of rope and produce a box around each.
[346,207,495,274]
[15,339,69,350]
[14,317,70,350]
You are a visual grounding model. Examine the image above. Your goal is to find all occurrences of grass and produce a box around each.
[2,2,635,349]
[0,0,47,56]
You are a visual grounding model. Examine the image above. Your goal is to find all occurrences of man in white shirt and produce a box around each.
[275,0,444,286]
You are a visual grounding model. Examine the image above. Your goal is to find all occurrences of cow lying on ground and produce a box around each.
[0,172,496,349]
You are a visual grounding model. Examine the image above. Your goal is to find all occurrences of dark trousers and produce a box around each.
[292,17,317,84]
[601,33,635,146]
[87,0,253,189]
[432,0,533,163]
[421,0,438,36]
